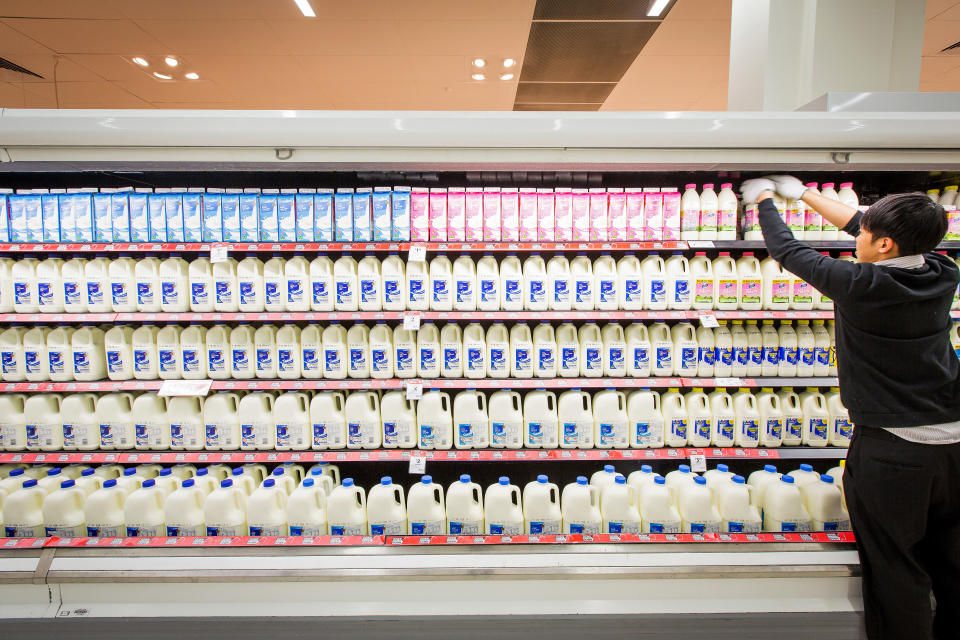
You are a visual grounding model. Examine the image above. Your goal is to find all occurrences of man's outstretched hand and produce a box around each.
[740,178,776,205]
[765,175,809,201]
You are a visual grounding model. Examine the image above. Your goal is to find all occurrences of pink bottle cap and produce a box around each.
[703,183,714,189]
[805,182,819,188]
[685,184,697,190]
[839,252,853,257]
[720,183,732,189]
[718,251,731,257]
[822,182,835,188]
[742,251,754,256]
[695,252,707,256]
[839,182,853,188]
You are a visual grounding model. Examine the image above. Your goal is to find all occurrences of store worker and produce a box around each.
[741,176,960,640]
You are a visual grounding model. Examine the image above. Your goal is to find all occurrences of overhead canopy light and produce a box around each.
[472,58,486,68]
[500,73,514,81]
[185,72,199,80]
[647,0,670,16]
[153,72,172,80]
[132,57,149,67]
[503,58,516,68]
[165,56,179,67]
[293,0,316,17]
[471,73,485,81]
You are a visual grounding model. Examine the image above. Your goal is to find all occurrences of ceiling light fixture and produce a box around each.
[647,0,670,16]
[293,0,316,17]
[471,73,485,81]
[503,58,516,68]
[165,56,179,67]
[472,58,486,68]
[185,72,199,80]
[500,73,514,81]
[153,72,172,80]
[132,57,149,67]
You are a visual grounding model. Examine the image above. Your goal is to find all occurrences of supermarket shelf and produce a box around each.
[0,377,839,393]
[0,310,851,323]
[0,446,848,464]
[6,531,854,550]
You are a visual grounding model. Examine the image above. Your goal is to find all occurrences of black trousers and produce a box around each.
[845,427,960,640]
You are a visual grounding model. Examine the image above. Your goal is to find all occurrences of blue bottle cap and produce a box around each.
[614,475,626,485]
[422,476,433,484]
[23,478,38,488]
[781,475,795,484]
[653,476,665,485]
[303,479,315,487]
[81,468,95,477]
[499,477,510,485]
[732,475,745,484]
[820,474,835,484]
[679,465,690,473]
[537,475,548,483]
[196,468,208,476]
[142,479,156,488]
[381,476,392,485]
[220,479,233,488]
[61,479,75,489]
[272,468,284,476]
[576,476,588,485]
[800,464,813,472]
[310,468,324,476]
[764,464,778,473]
[460,474,471,483]
[103,479,117,488]
[124,468,138,476]
[640,465,653,473]
[9,469,23,477]
[182,478,195,488]
[604,465,615,473]
[159,468,172,476]
[47,468,62,476]
[263,478,275,488]
[694,476,706,485]
[232,467,244,476]
[343,478,355,487]
[716,464,729,473]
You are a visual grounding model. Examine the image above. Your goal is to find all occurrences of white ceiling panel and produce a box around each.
[132,19,289,56]
[2,18,171,54]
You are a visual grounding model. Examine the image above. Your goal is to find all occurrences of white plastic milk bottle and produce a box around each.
[309,255,334,311]
[499,254,523,311]
[826,388,853,446]
[559,389,594,449]
[346,391,381,450]
[485,477,524,535]
[380,253,404,311]
[523,475,561,534]
[713,253,739,310]
[429,255,453,311]
[524,389,558,449]
[247,478,288,536]
[763,475,811,532]
[640,254,667,311]
[661,388,688,447]
[489,389,523,449]
[533,322,557,378]
[601,475,642,533]
[287,478,328,536]
[204,478,248,536]
[164,479,206,536]
[203,392,240,450]
[671,322,698,377]
[462,323,486,379]
[239,392,275,451]
[556,323,580,378]
[61,393,99,451]
[715,475,762,533]
[665,253,691,310]
[595,253,618,310]
[168,396,204,451]
[562,476,601,534]
[602,323,627,377]
[124,479,166,536]
[84,479,126,537]
[685,388,713,448]
[594,389,628,449]
[453,390,488,450]
[733,389,760,448]
[690,252,714,310]
[756,388,784,448]
[357,255,381,312]
[72,325,106,382]
[778,388,804,446]
[476,254,500,311]
[327,478,367,536]
[367,477,407,535]
[417,322,440,379]
[640,476,681,534]
[626,323,651,377]
[524,254,548,311]
[452,255,476,311]
[380,391,416,450]
[311,392,347,450]
[618,254,642,310]
[275,392,310,451]
[133,392,169,450]
[407,476,446,535]
[24,393,62,451]
[322,323,347,380]
[346,323,369,379]
[417,390,453,450]
[628,388,664,448]
[43,478,87,537]
[441,323,463,378]
[678,475,721,533]
[570,254,594,310]
[649,322,673,377]
[333,255,359,312]
[803,474,849,531]
[3,478,46,537]
[486,323,509,379]
[800,388,830,447]
[393,326,416,379]
[547,255,571,311]
[446,474,484,534]
[579,323,603,377]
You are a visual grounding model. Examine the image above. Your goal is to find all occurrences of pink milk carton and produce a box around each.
[571,189,590,241]
[554,188,573,242]
[537,189,555,242]
[518,188,538,242]
[410,187,430,242]
[429,188,448,242]
[465,188,483,241]
[607,188,626,241]
[661,188,681,241]
[483,187,502,241]
[589,188,608,241]
[643,189,663,241]
[625,188,645,241]
[501,188,520,242]
[447,188,466,242]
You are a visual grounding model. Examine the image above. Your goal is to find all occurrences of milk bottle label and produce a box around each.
[420,424,436,447]
[74,351,91,374]
[735,345,748,367]
[656,346,671,370]
[599,422,626,447]
[718,280,737,304]
[63,423,93,448]
[671,419,687,442]
[810,418,827,440]
[105,350,122,373]
[538,347,555,371]
[312,281,328,305]
[563,422,580,446]
[764,346,779,366]
[99,424,114,446]
[348,422,363,445]
[689,522,720,534]
[480,279,496,304]
[793,281,812,304]
[784,417,801,440]
[489,348,506,372]
[370,522,405,536]
[515,347,530,371]
[553,280,568,304]
[208,349,225,372]
[396,348,413,372]
[529,279,546,306]
[467,348,483,372]
[633,345,649,370]
[726,521,760,534]
[265,282,280,306]
[65,282,82,306]
[778,346,799,365]
[160,282,177,306]
[26,423,57,448]
[528,521,560,535]
[87,282,104,306]
[167,525,202,537]
[458,421,483,445]
[693,419,710,442]
[410,521,444,535]
[206,526,242,537]
[432,279,449,304]
[87,525,121,538]
[335,281,352,306]
[750,346,762,366]
[278,348,295,372]
[183,349,201,373]
[256,349,272,371]
[743,420,759,442]
[575,280,590,304]
[349,348,365,373]
[383,420,413,447]
[449,521,482,535]
[609,347,625,371]
[455,279,472,304]
[695,279,713,304]
[371,348,389,373]
[771,280,790,304]
[527,422,544,445]
[25,349,41,374]
[504,279,521,304]
[698,346,715,366]
[836,419,853,439]
[289,279,305,305]
[648,522,681,534]
[492,422,520,446]
[443,347,459,371]
[191,283,207,306]
[136,423,161,447]
[382,279,401,304]
[233,348,249,371]
[717,419,734,442]
[420,347,436,371]
[681,347,696,371]
[205,424,219,446]
[599,279,616,304]
[38,282,53,307]
[624,279,641,304]
[607,521,640,534]
[718,346,733,366]
[741,280,761,304]
[816,344,830,366]
[765,419,782,441]
[158,349,177,373]
[14,282,30,305]
[112,282,129,306]
[137,283,152,305]
[49,350,65,374]
[408,278,425,304]
[1,351,15,373]
[301,348,320,373]
[312,423,328,447]
[330,524,364,536]
[489,523,522,535]
[800,346,814,366]
[562,347,578,371]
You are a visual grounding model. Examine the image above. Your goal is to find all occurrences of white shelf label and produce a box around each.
[698,313,720,328]
[405,382,423,401]
[408,245,427,262]
[210,245,229,263]
[158,379,213,397]
[690,453,707,473]
[714,377,743,387]
[408,455,427,474]
[403,312,421,331]
[687,240,715,248]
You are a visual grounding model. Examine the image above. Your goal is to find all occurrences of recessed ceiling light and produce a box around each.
[165,56,179,67]
[503,58,516,68]
[471,73,485,81]
[153,72,172,80]
[293,0,316,17]
[132,57,149,67]
[472,58,486,68]
[647,0,670,16]
[500,73,514,81]
[185,72,199,80]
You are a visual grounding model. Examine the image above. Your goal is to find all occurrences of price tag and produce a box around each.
[210,245,229,263]
[403,312,421,331]
[690,453,707,473]
[406,382,423,400]
[409,455,427,474]
[687,240,715,248]
[714,377,743,387]
[408,245,427,262]
[698,313,720,328]
[158,379,213,397]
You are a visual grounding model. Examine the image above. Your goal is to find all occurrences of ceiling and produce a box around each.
[0,0,955,111]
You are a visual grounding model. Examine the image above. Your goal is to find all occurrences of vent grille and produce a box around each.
[0,57,43,79]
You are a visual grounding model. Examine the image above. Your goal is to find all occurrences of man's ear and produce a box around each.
[877,236,898,255]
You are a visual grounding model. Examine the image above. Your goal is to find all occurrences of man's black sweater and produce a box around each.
[759,198,960,429]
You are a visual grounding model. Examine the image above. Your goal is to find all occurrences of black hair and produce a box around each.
[860,192,947,255]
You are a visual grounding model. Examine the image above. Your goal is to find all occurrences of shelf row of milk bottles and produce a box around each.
[0,251,841,314]
[0,318,837,383]
[738,182,859,242]
[0,385,852,453]
[0,461,849,539]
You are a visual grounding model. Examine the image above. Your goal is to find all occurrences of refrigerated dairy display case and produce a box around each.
[0,109,958,633]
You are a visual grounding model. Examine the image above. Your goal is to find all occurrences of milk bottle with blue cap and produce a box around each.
[203,392,239,450]
[0,394,26,452]
[524,389,558,449]
[103,326,133,381]
[446,474,484,534]
[625,323,650,378]
[649,322,673,377]
[812,320,831,376]
[763,475,811,532]
[532,322,557,378]
[489,389,523,449]
[407,476,446,535]
[665,464,698,495]
[417,322,440,378]
[453,390,488,450]
[247,478,288,536]
[262,256,286,312]
[600,475,641,533]
[333,255,358,312]
[393,326,416,379]
[729,321,748,377]
[777,321,798,377]
[38,467,67,494]
[239,392,275,451]
[559,389,594,449]
[230,468,256,495]
[547,255,571,311]
[562,476,601,534]
[617,254,642,310]
[346,391,381,450]
[287,478,328,535]
[590,464,620,492]
[661,388,688,447]
[3,478,45,537]
[24,394,62,451]
[129,325,157,381]
[570,254,594,310]
[500,254,523,311]
[164,479,205,536]
[158,256,189,313]
[640,476,681,534]
[43,479,86,537]
[462,323,486,379]
[595,253,618,310]
[524,255,548,311]
[510,323,533,378]
[327,478,366,536]
[124,479,166,537]
[802,474,849,531]
[441,323,463,378]
[665,253,691,310]
[594,389,628,449]
[380,391,416,449]
[747,464,782,513]
[346,324,369,379]
[11,256,39,313]
[601,323,626,378]
[133,392,169,450]
[733,388,760,448]
[84,479,126,537]
[628,389,664,448]
[678,475,721,533]
[284,255,310,312]
[180,324,207,380]
[523,475,561,534]
[703,463,734,492]
[156,325,183,381]
[429,255,452,311]
[204,479,248,536]
[452,255,476,311]
[417,391,452,450]
[715,475,762,533]
[476,254,500,311]
[556,323,580,378]
[276,324,302,380]
[367,477,406,535]
[274,392,310,451]
[626,465,657,496]
[485,477,523,535]
[253,324,278,380]
[35,257,64,313]
[23,326,50,382]
[46,325,74,382]
[486,323,509,379]
[203,325,228,381]
[578,323,603,378]
[309,255,334,312]
[322,323,347,380]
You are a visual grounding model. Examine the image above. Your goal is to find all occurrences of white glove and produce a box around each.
[765,174,808,201]
[740,178,776,205]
